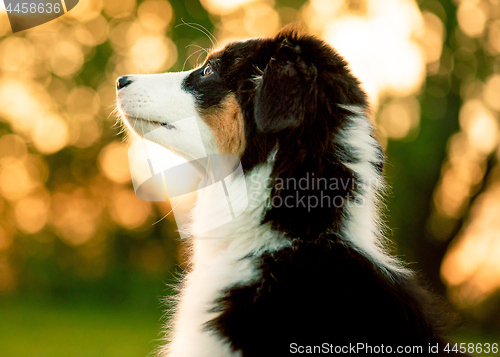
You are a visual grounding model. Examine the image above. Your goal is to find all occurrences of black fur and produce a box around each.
[207,238,451,356]
[182,28,463,356]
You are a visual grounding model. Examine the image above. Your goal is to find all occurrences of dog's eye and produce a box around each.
[202,64,213,77]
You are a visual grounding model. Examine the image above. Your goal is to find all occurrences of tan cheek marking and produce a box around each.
[199,95,246,157]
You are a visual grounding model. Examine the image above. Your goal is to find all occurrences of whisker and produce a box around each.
[195,50,206,67]
[153,193,185,225]
[185,43,210,53]
[182,48,207,71]
[176,20,218,50]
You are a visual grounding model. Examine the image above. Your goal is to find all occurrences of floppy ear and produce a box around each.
[254,39,318,133]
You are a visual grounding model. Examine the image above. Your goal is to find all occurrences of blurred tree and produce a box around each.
[0,0,499,334]
[384,0,462,295]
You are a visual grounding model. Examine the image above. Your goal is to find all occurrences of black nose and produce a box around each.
[116,76,132,90]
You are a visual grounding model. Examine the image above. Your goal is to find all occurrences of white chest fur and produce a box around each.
[161,164,290,357]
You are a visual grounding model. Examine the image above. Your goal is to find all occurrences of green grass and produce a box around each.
[0,299,498,357]
[0,300,163,357]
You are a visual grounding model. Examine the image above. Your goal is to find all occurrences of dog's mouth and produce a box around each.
[162,123,176,130]
[124,115,177,130]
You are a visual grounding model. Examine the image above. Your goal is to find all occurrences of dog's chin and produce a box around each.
[121,114,176,137]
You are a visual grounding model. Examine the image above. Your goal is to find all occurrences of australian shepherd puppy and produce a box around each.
[116,28,462,356]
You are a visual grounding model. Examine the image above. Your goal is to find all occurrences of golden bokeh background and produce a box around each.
[0,0,499,355]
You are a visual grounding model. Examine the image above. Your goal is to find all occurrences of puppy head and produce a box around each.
[116,28,367,165]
